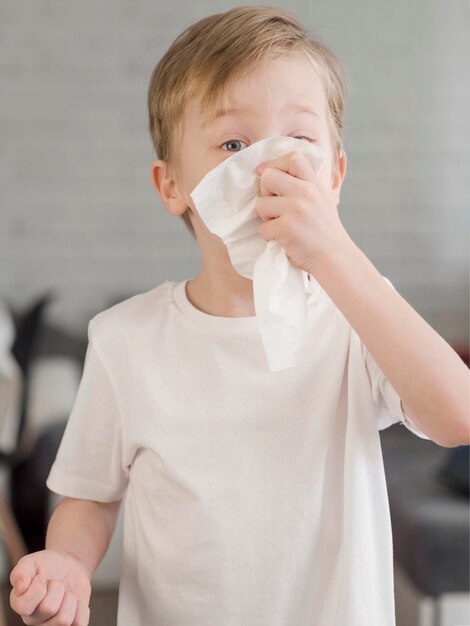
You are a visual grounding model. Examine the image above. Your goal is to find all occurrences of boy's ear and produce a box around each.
[151,159,188,217]
[331,150,347,206]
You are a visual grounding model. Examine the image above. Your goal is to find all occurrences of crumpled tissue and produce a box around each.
[189,135,328,371]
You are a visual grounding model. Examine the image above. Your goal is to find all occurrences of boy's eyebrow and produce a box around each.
[204,103,320,127]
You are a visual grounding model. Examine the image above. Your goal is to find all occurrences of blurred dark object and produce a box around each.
[7,292,55,457]
[435,445,469,498]
[453,343,469,367]
[3,294,86,552]
[10,420,67,553]
[381,425,469,601]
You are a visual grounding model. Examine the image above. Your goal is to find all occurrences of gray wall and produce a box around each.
[1,0,468,344]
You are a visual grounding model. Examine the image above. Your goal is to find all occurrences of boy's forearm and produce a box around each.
[45,496,121,580]
[309,231,469,447]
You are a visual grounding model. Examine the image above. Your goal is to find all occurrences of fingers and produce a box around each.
[19,579,65,625]
[9,552,90,625]
[256,150,318,200]
[258,165,310,199]
[12,581,90,626]
[257,150,316,181]
[72,599,91,626]
[10,554,37,595]
[10,573,47,618]
[256,195,288,221]
[41,591,78,626]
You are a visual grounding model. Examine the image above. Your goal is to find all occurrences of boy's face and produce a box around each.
[152,53,346,250]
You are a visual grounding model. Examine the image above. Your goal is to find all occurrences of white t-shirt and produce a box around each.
[46,276,430,626]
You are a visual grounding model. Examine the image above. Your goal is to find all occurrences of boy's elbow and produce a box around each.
[451,422,470,447]
[441,417,470,447]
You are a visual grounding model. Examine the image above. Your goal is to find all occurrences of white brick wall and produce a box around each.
[1,0,468,345]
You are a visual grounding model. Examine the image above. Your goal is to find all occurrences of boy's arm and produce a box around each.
[10,496,122,622]
[309,231,469,448]
[46,496,121,580]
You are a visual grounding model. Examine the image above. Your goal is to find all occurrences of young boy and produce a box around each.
[9,6,469,626]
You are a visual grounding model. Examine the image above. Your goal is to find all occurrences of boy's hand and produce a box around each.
[10,550,91,626]
[255,150,350,275]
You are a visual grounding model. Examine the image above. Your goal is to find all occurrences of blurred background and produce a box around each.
[0,1,468,625]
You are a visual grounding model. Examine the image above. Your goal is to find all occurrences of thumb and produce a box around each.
[10,555,37,595]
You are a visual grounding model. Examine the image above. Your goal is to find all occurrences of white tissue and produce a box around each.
[189,135,327,372]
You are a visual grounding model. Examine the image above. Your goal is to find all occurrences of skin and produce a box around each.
[154,56,468,445]
[9,497,120,625]
[9,52,348,626]
[7,52,467,626]
[151,52,347,317]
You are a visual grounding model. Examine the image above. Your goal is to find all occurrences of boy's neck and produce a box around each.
[185,273,256,318]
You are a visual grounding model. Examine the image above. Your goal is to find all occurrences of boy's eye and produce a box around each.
[220,139,248,152]
[296,136,316,143]
[220,136,315,152]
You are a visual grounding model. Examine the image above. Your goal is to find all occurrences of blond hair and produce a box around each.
[147,5,351,240]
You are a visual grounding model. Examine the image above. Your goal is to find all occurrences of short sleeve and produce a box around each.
[46,319,129,501]
[361,276,431,440]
